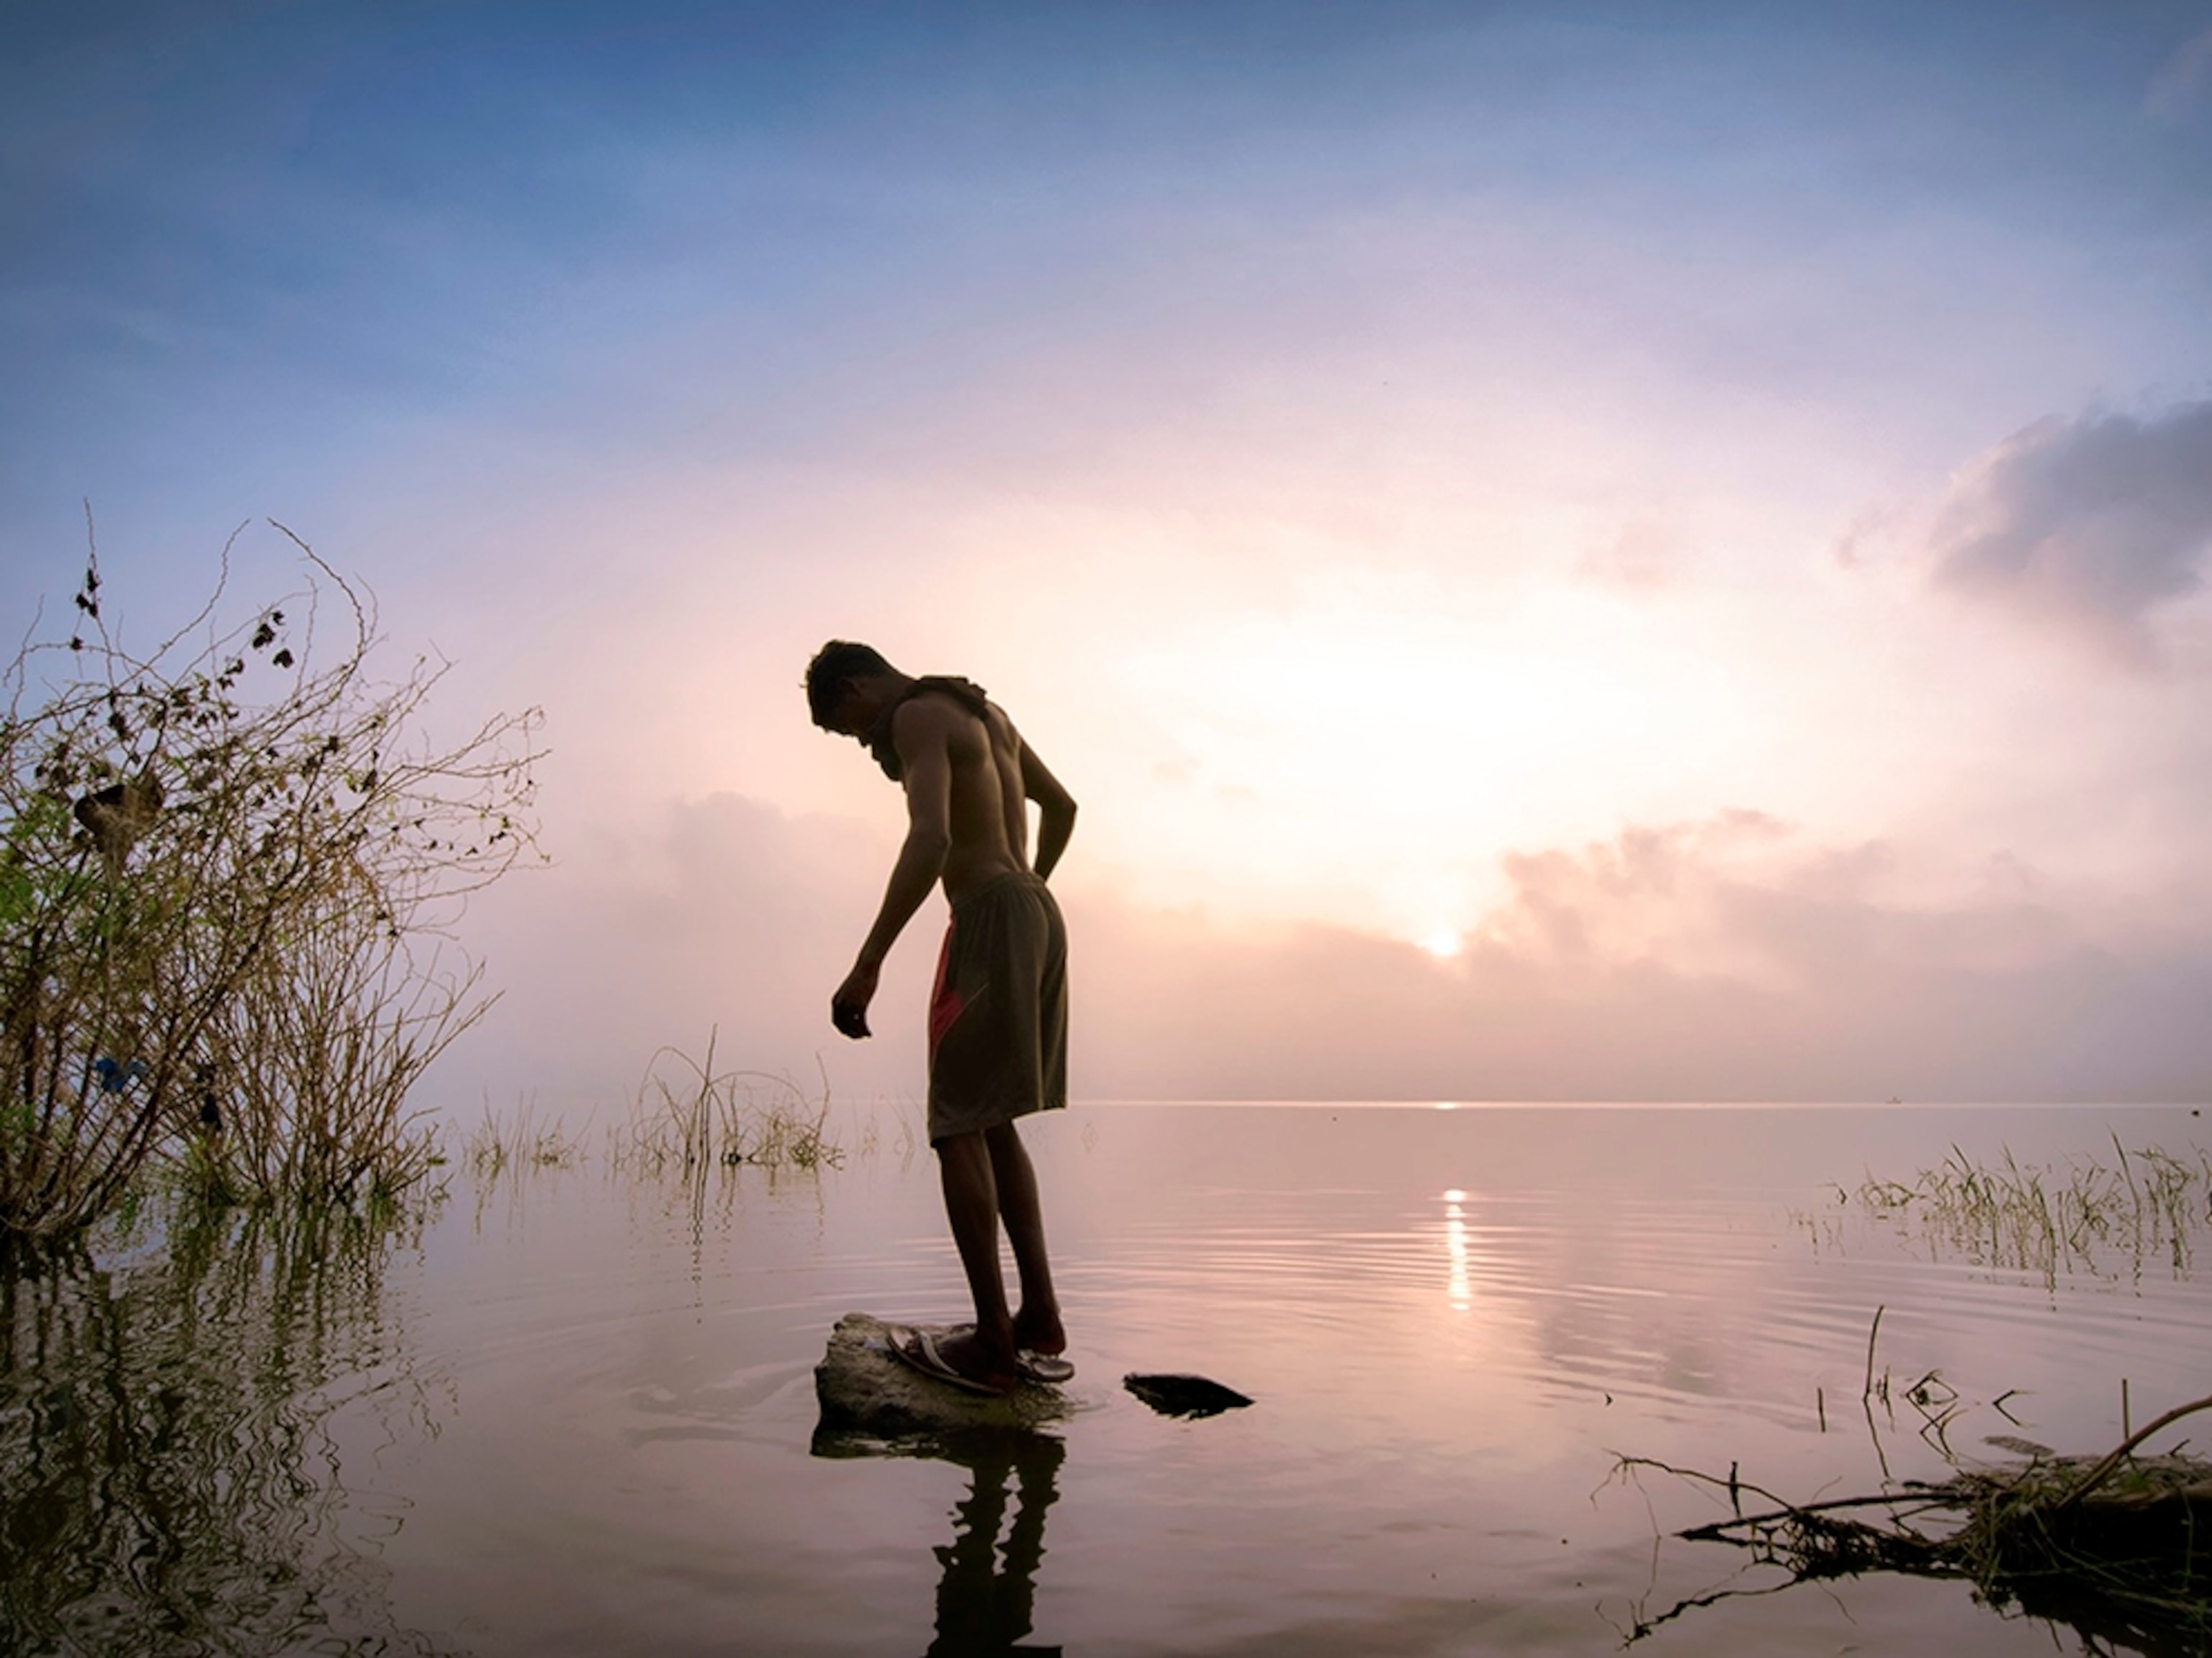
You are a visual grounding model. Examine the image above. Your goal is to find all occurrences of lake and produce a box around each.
[5,1101,2208,1655]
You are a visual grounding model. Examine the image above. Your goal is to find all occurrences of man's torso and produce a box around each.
[902,684,1030,903]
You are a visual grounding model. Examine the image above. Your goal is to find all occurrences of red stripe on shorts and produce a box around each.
[927,916,964,1058]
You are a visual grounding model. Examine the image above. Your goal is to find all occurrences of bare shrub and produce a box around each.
[192,862,489,1204]
[0,521,539,1237]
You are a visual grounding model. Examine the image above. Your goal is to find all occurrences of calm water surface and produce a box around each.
[6,1103,2209,1655]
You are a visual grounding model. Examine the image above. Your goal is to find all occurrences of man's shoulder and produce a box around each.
[908,674,992,714]
[885,690,984,756]
[900,677,1002,730]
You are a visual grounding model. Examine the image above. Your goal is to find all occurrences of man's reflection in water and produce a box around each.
[816,1423,1064,1656]
[925,1430,1064,1657]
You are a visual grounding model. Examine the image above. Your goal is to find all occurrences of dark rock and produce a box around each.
[814,1313,1072,1441]
[1123,1373,1254,1420]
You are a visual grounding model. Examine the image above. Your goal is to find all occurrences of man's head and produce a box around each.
[805,640,900,734]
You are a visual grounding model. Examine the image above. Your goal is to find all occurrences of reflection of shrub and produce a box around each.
[0,1200,459,1655]
[0,528,540,1237]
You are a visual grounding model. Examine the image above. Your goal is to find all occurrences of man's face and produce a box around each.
[826,684,876,743]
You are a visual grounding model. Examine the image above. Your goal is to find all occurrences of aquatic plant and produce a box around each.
[1821,1137,2212,1283]
[1670,1142,2212,1644]
[464,1095,585,1178]
[607,1030,844,1176]
[0,524,540,1236]
[456,1042,850,1198]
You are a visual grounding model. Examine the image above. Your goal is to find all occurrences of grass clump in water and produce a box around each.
[607,1029,843,1178]
[1830,1136,2212,1283]
[455,1036,852,1198]
[463,1095,585,1179]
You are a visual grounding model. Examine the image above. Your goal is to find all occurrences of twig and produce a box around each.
[1678,1487,1964,1540]
[1611,1455,1794,1517]
[2052,1392,2212,1514]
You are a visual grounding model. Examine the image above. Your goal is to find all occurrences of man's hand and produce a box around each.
[831,960,879,1039]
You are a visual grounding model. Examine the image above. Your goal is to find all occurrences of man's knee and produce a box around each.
[935,1126,989,1162]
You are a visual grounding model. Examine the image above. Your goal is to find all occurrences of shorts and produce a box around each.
[927,872,1068,1144]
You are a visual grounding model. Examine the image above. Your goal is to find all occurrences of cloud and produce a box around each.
[1576,514,1681,590]
[1827,506,1897,570]
[2146,26,2212,122]
[1927,400,2212,663]
[438,792,2212,1118]
[1071,814,2212,1104]
[443,792,938,1115]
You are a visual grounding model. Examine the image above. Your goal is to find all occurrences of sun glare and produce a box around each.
[1112,587,1753,938]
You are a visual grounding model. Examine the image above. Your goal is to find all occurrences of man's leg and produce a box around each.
[986,1121,1064,1356]
[933,1129,1020,1384]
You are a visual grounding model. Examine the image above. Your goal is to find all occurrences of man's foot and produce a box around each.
[1012,1305,1066,1358]
[1017,1350,1075,1386]
[889,1325,1020,1397]
[1010,1306,1071,1383]
[940,1321,1070,1384]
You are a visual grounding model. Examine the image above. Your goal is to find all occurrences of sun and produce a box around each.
[1420,923,1464,959]
[1102,578,1758,941]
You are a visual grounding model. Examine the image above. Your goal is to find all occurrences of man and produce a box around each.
[806,640,1077,1395]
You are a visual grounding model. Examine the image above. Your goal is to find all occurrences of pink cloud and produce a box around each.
[449,795,2212,1112]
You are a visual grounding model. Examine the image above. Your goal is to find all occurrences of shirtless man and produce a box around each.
[805,641,1077,1395]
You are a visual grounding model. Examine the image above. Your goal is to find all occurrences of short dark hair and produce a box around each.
[804,640,896,727]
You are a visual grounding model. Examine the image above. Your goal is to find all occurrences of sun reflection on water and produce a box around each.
[1442,1187,1472,1312]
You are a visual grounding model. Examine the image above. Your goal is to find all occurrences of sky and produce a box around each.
[5,1,2212,1108]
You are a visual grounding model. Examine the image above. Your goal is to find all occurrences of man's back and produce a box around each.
[891,686,1032,903]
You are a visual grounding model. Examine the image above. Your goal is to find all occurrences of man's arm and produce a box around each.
[832,704,952,1038]
[1022,742,1077,882]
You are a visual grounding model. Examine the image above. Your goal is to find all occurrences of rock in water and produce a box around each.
[814,1313,1072,1440]
[1123,1373,1254,1420]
